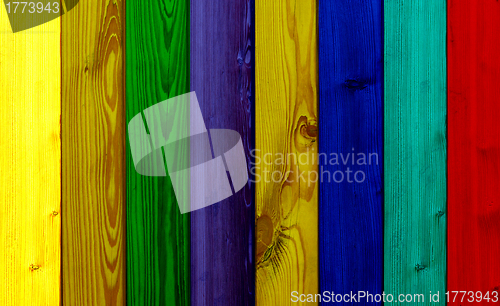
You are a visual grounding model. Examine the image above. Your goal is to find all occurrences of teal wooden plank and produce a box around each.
[384,1,447,303]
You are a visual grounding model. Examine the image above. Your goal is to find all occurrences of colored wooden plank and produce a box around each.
[318,0,383,303]
[61,0,125,305]
[448,1,500,304]
[255,0,318,304]
[190,0,254,305]
[0,11,61,306]
[126,0,190,305]
[384,0,447,303]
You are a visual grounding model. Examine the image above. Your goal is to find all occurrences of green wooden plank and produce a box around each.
[126,0,190,305]
[384,1,447,304]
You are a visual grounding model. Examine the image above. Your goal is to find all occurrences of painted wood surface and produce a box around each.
[190,0,254,305]
[0,11,61,306]
[384,1,447,303]
[319,1,383,303]
[448,1,500,304]
[255,0,318,304]
[126,0,190,305]
[61,0,125,305]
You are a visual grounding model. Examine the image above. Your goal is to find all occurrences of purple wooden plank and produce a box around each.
[190,0,254,305]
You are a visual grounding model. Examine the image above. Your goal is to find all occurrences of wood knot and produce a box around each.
[29,264,40,272]
[344,78,368,90]
[299,119,318,139]
[306,125,318,138]
[256,215,274,262]
[51,211,59,216]
[415,264,427,272]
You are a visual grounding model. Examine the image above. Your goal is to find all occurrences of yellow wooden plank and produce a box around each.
[255,0,318,304]
[61,0,125,304]
[0,8,61,306]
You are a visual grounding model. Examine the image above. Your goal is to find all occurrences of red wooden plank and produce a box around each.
[448,1,500,304]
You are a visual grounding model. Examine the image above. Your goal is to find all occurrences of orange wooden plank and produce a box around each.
[61,0,126,304]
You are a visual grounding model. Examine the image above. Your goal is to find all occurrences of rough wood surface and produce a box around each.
[61,0,125,305]
[0,12,61,306]
[190,0,254,304]
[384,1,447,303]
[255,0,318,304]
[319,0,384,303]
[126,0,190,305]
[448,1,500,304]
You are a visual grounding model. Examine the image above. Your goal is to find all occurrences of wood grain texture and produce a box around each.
[190,0,254,305]
[319,0,383,303]
[448,1,500,304]
[126,0,190,305]
[61,0,125,304]
[384,0,447,303]
[0,11,61,306]
[255,0,318,304]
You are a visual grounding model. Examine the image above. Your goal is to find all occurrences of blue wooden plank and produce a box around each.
[318,1,384,304]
